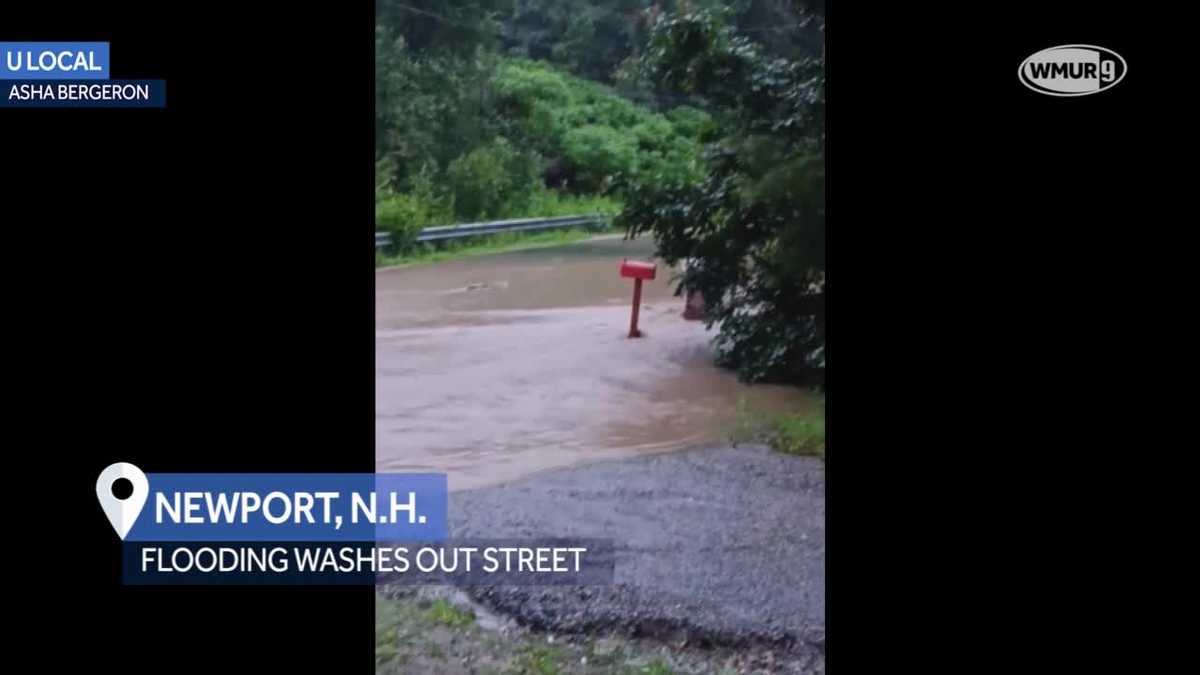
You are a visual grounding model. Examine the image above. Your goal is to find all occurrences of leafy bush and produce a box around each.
[495,59,705,189]
[630,117,675,152]
[525,189,622,218]
[494,58,574,108]
[377,170,620,261]
[665,105,715,139]
[620,9,825,385]
[375,27,503,190]
[376,44,707,237]
[375,165,453,252]
[561,125,639,193]
[444,137,541,220]
[375,196,433,252]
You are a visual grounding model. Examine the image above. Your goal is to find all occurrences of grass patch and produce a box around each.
[375,594,409,668]
[621,658,676,675]
[507,644,567,675]
[524,193,623,219]
[376,591,745,673]
[424,597,475,629]
[376,226,610,268]
[730,397,826,460]
[772,411,825,459]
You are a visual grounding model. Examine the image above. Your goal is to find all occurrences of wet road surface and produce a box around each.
[375,236,812,489]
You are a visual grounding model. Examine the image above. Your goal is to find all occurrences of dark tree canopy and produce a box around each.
[618,6,825,384]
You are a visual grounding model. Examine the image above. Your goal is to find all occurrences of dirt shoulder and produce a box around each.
[378,444,824,673]
[376,585,820,674]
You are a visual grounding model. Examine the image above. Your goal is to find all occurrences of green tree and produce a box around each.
[618,4,825,384]
[445,137,541,220]
[376,0,510,55]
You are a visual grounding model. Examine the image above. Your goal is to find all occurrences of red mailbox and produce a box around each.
[619,258,656,338]
[619,259,657,280]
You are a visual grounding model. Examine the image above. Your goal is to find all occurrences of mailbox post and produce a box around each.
[619,259,657,338]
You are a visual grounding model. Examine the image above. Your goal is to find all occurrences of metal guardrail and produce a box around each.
[375,214,608,248]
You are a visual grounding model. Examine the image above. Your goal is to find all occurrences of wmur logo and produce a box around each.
[1018,44,1126,97]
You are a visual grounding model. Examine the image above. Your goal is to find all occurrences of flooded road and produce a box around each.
[376,236,812,490]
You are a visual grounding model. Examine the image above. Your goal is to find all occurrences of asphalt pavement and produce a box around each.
[448,444,825,658]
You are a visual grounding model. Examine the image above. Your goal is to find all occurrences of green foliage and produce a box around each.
[376,0,510,56]
[507,644,567,675]
[618,7,825,385]
[728,397,825,459]
[504,0,643,83]
[560,125,638,192]
[375,164,454,251]
[375,197,425,251]
[495,59,707,191]
[375,24,505,191]
[424,598,475,629]
[375,594,408,668]
[772,409,825,459]
[373,3,828,338]
[621,658,677,675]
[526,191,623,218]
[500,1,821,85]
[376,36,705,240]
[376,192,620,267]
[445,137,541,220]
[665,105,716,139]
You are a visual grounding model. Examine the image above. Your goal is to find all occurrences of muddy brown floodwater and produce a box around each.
[376,235,814,490]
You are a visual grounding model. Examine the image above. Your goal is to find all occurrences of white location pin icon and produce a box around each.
[96,462,149,540]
